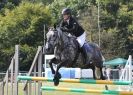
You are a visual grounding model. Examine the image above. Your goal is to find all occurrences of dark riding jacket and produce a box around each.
[60,17,84,37]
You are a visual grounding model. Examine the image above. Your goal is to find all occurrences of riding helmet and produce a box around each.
[62,8,71,15]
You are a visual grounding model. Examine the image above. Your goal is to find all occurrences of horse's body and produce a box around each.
[45,28,105,86]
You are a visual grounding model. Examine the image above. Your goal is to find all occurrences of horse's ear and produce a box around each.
[48,26,50,30]
[54,24,56,29]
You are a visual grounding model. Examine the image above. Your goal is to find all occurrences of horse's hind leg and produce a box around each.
[94,66,104,80]
[99,67,109,90]
[94,66,102,79]
[96,67,109,90]
[92,66,96,79]
[100,67,106,80]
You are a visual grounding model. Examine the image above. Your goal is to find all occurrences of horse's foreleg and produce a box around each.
[54,61,63,78]
[53,61,66,86]
[49,57,57,74]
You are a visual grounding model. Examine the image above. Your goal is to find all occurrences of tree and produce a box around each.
[0,1,53,71]
[99,0,133,59]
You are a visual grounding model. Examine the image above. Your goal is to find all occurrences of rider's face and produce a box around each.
[63,14,70,21]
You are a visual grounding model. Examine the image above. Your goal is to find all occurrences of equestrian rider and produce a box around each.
[59,8,87,64]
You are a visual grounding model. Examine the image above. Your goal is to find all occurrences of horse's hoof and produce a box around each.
[102,76,106,80]
[53,78,59,86]
[105,85,108,90]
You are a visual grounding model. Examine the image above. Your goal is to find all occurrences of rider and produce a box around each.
[59,8,87,64]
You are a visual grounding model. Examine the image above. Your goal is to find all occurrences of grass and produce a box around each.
[3,81,124,95]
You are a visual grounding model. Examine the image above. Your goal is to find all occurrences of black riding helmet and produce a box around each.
[62,8,71,15]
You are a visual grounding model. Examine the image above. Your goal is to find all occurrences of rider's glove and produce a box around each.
[60,27,69,32]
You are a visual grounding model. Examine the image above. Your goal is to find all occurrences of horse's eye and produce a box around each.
[53,34,55,37]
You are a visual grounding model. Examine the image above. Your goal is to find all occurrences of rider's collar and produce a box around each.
[66,19,69,25]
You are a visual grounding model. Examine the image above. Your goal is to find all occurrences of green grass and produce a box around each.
[3,81,125,95]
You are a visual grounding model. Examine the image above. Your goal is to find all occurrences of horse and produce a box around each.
[45,27,106,86]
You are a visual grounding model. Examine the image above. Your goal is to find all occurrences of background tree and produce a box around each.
[0,1,53,71]
[0,0,133,70]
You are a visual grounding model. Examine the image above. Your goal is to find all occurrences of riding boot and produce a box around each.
[81,46,88,65]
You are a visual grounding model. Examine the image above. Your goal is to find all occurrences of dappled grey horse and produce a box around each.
[45,27,105,86]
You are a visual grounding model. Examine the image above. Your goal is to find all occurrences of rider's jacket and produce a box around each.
[60,17,84,37]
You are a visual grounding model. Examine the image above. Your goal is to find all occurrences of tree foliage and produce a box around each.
[49,0,133,59]
[0,0,133,70]
[0,1,52,71]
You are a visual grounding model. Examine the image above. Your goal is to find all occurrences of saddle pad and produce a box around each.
[83,43,93,53]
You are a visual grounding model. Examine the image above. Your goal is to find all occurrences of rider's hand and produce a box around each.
[60,27,69,32]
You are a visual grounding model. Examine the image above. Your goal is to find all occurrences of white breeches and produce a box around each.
[76,32,86,47]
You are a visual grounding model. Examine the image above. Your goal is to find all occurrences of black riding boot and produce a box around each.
[81,46,88,64]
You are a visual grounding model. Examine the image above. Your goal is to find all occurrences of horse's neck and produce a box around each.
[55,33,70,54]
[59,33,69,46]
[64,34,70,42]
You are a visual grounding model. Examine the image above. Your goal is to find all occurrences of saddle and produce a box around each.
[82,42,93,53]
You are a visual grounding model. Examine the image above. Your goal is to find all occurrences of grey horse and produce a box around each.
[45,27,106,86]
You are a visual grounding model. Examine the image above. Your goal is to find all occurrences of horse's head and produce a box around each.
[45,27,70,54]
[45,27,60,54]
